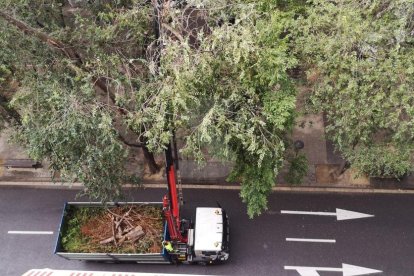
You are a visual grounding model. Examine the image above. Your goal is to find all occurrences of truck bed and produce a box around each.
[54,202,171,264]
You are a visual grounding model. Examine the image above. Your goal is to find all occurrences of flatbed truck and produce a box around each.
[54,144,229,265]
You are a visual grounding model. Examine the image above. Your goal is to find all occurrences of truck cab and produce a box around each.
[190,207,229,264]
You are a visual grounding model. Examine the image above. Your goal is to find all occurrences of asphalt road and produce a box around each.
[1,186,414,276]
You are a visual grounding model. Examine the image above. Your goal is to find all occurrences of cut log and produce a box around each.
[100,236,115,244]
[122,226,133,234]
[118,235,126,245]
[125,225,145,242]
[111,216,117,247]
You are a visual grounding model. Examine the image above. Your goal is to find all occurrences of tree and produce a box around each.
[0,0,159,200]
[293,0,414,178]
[0,0,297,217]
[131,1,297,217]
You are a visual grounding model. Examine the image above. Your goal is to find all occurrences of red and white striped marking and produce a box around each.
[21,270,54,276]
[22,269,218,276]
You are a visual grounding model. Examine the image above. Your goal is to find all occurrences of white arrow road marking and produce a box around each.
[281,208,374,221]
[286,238,336,243]
[335,209,374,221]
[284,263,382,276]
[8,231,53,235]
[342,264,383,276]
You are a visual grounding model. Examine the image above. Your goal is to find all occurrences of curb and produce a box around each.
[1,181,414,194]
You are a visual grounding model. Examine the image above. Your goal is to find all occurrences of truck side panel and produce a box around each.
[54,202,67,255]
[56,252,169,263]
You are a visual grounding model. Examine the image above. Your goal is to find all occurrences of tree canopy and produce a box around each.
[1,0,413,217]
[293,0,414,178]
[130,2,297,217]
[0,0,298,217]
[1,0,155,200]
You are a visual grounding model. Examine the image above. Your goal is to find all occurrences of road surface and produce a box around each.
[1,186,413,276]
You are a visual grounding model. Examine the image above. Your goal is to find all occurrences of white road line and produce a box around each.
[282,210,336,216]
[8,231,53,235]
[286,238,336,243]
[281,208,374,221]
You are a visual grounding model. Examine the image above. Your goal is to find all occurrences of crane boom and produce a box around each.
[163,143,187,242]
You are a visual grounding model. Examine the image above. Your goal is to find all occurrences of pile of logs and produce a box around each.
[79,205,163,253]
[99,207,146,246]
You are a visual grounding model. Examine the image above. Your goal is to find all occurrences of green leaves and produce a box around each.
[130,2,297,217]
[285,153,308,185]
[229,155,278,218]
[350,145,412,179]
[293,0,414,178]
[11,75,129,202]
[0,1,153,202]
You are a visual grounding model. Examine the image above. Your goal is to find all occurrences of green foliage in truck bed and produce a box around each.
[60,206,104,253]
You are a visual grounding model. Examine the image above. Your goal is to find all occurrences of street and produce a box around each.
[1,186,413,276]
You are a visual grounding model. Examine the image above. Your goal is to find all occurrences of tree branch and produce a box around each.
[0,10,81,64]
[0,10,119,103]
[118,134,144,148]
[161,23,184,42]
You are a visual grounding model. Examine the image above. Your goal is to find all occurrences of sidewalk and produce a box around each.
[1,180,414,196]
[0,114,413,192]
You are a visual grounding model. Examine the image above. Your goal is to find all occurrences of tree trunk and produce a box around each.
[142,146,160,174]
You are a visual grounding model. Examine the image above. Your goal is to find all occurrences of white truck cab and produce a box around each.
[190,207,229,264]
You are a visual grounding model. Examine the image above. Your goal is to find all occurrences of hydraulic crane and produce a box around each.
[163,142,187,243]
